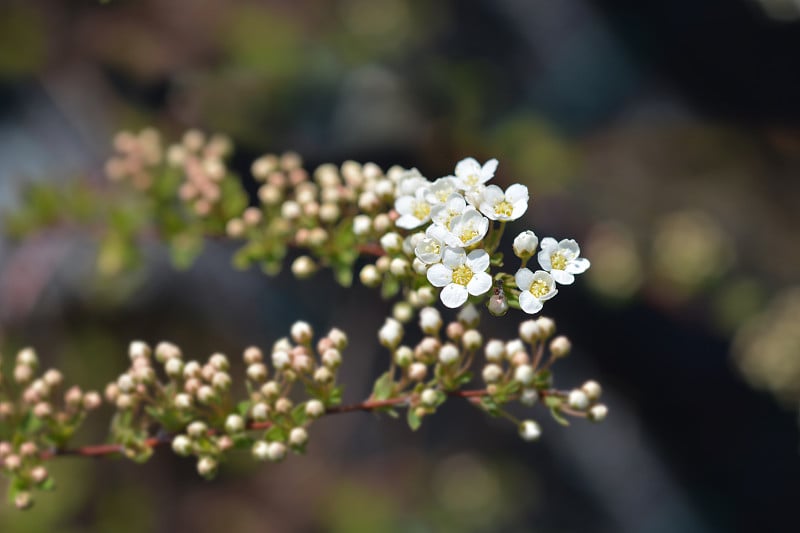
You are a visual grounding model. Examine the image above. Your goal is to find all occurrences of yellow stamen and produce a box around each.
[529,279,550,298]
[413,203,430,220]
[451,265,474,286]
[494,200,513,218]
[460,228,479,243]
[550,252,568,270]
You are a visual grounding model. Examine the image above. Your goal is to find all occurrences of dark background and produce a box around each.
[0,1,799,532]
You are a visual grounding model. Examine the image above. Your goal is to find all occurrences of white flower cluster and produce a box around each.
[383,157,589,312]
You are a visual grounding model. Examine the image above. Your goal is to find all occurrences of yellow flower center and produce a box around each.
[460,228,479,243]
[494,200,513,218]
[436,190,450,202]
[451,265,474,286]
[466,173,479,186]
[413,203,431,220]
[550,252,568,270]
[529,279,550,298]
[426,242,440,255]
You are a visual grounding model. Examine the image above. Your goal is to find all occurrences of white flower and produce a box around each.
[453,157,498,190]
[446,207,489,247]
[395,168,429,197]
[426,248,493,308]
[395,188,432,229]
[479,184,529,221]
[512,230,539,258]
[537,237,591,285]
[464,184,485,208]
[430,193,467,229]
[425,177,459,205]
[414,224,449,265]
[515,268,558,314]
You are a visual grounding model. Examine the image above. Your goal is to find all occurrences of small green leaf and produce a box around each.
[480,396,500,417]
[372,371,395,401]
[544,395,562,408]
[550,407,570,426]
[265,425,287,442]
[407,406,422,431]
[291,403,308,426]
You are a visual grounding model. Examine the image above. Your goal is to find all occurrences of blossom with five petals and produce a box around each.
[537,238,590,285]
[427,248,493,308]
[515,268,558,314]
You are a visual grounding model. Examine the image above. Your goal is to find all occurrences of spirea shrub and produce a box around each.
[0,129,606,509]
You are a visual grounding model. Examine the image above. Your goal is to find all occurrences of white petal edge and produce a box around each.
[519,292,544,314]
[427,264,452,287]
[467,272,492,296]
[440,284,469,308]
[515,268,535,290]
[466,249,490,272]
[551,269,575,285]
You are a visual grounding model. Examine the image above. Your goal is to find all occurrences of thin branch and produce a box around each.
[43,388,502,459]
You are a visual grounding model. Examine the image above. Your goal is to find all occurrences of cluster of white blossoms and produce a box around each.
[382,157,590,312]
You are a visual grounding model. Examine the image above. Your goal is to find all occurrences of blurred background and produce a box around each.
[1,0,799,531]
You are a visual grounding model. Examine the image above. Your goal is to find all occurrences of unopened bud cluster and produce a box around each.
[0,348,102,508]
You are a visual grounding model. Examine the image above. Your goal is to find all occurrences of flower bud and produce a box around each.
[389,258,409,277]
[399,359,424,380]
[519,320,540,343]
[16,347,38,368]
[267,441,287,461]
[14,365,33,384]
[20,442,37,456]
[172,435,192,456]
[244,403,267,424]
[155,341,182,362]
[225,218,245,238]
[212,372,231,390]
[519,420,541,441]
[314,367,333,384]
[481,364,503,383]
[327,328,348,350]
[209,353,230,371]
[187,421,208,438]
[165,358,183,379]
[394,346,413,367]
[392,301,413,323]
[514,364,534,385]
[378,318,404,349]
[129,341,151,361]
[416,287,435,306]
[420,388,438,407]
[359,264,382,287]
[462,330,482,351]
[252,440,270,460]
[275,397,293,414]
[197,385,216,403]
[33,402,52,418]
[31,466,48,484]
[512,230,539,258]
[272,350,291,370]
[484,340,505,363]
[4,454,21,471]
[412,258,428,275]
[225,414,245,434]
[567,389,589,410]
[536,317,556,338]
[373,213,392,234]
[582,380,602,401]
[197,456,217,477]
[289,427,308,447]
[43,369,63,388]
[549,336,571,358]
[353,215,372,236]
[589,404,608,422]
[322,348,342,368]
[457,304,480,328]
[379,232,402,254]
[260,381,280,399]
[174,393,193,410]
[520,388,539,406]
[419,307,442,335]
[305,399,325,419]
[487,291,508,316]
[438,343,460,365]
[291,256,317,278]
[14,491,32,510]
[65,386,83,407]
[243,346,263,365]
[83,391,102,410]
[244,363,265,382]
[446,322,464,341]
[505,340,525,360]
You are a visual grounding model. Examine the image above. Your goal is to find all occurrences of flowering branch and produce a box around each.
[1,128,608,511]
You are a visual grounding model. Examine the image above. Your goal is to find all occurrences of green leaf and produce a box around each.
[550,407,570,426]
[490,252,504,267]
[544,395,562,409]
[371,371,395,401]
[407,406,421,431]
[480,396,500,417]
[327,385,344,406]
[237,401,252,417]
[265,425,287,442]
[534,370,553,389]
[381,275,400,299]
[291,403,308,426]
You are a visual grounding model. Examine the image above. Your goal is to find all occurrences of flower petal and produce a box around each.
[480,159,499,182]
[426,264,452,287]
[537,250,552,270]
[551,269,575,285]
[442,247,466,268]
[505,184,529,203]
[559,239,580,256]
[519,292,543,314]
[467,271,492,296]
[440,284,469,308]
[396,215,423,229]
[540,237,558,251]
[394,196,415,215]
[466,249,490,272]
[455,158,481,178]
[515,268,535,290]
[566,257,590,274]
